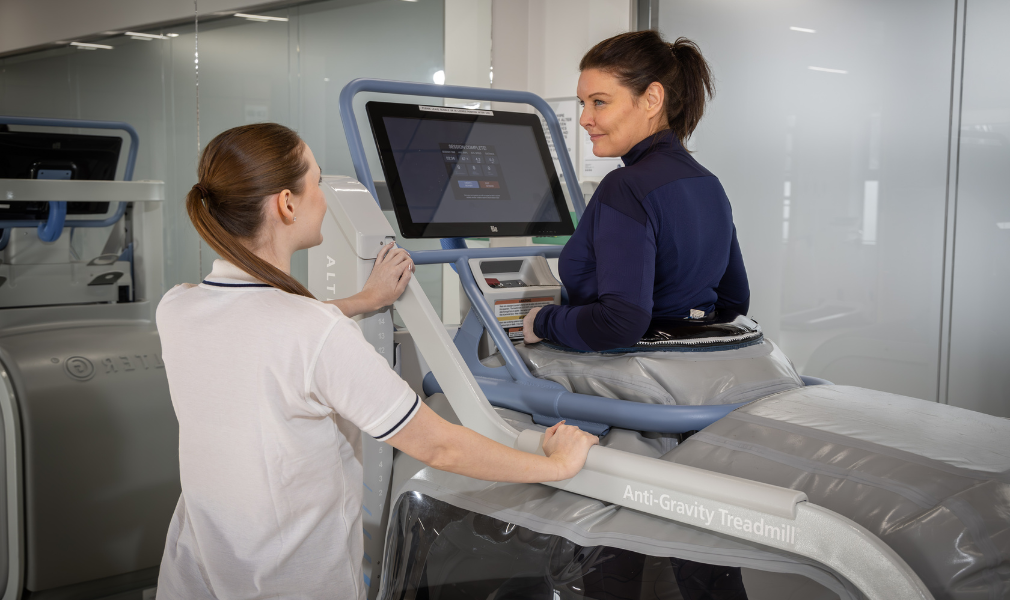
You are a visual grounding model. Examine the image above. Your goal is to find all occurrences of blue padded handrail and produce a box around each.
[337,78,587,219]
[410,245,563,385]
[422,371,745,435]
[410,245,563,265]
[456,255,561,388]
[0,116,140,234]
[408,246,747,434]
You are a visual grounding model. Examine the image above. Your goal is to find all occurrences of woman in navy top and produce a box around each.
[523,30,750,599]
[524,31,749,352]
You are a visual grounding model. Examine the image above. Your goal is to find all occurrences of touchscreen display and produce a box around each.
[367,102,574,238]
[381,116,562,225]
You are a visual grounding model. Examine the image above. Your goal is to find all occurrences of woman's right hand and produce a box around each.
[542,420,600,480]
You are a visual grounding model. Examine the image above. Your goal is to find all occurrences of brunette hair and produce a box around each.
[186,123,314,298]
[580,30,714,143]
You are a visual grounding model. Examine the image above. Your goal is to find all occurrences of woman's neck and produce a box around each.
[248,238,293,275]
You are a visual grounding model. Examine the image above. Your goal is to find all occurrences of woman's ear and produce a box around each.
[645,81,666,119]
[273,190,296,225]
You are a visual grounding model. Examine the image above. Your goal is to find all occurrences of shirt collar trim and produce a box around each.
[202,259,271,288]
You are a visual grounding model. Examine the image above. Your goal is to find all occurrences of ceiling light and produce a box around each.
[166,33,180,37]
[432,70,445,85]
[234,13,288,22]
[790,26,816,33]
[70,42,113,50]
[808,66,847,74]
[126,31,169,40]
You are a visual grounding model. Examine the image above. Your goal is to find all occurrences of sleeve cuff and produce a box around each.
[533,305,553,339]
[368,393,420,441]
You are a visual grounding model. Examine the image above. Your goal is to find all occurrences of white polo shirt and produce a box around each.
[156,260,418,600]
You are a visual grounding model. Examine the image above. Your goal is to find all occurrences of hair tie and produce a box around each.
[192,182,210,198]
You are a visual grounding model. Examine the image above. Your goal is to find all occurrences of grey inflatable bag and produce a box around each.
[514,339,803,406]
[665,385,1010,600]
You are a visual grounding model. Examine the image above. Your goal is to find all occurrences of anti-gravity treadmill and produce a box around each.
[310,80,1010,600]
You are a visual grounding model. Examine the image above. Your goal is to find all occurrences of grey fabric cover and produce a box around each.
[665,385,1010,600]
[513,339,803,406]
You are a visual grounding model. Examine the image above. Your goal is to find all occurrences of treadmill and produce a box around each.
[309,80,1009,600]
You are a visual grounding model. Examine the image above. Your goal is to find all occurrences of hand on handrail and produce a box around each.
[327,242,413,317]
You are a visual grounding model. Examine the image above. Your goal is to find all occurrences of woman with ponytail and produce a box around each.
[522,31,751,599]
[157,124,598,599]
[524,30,749,351]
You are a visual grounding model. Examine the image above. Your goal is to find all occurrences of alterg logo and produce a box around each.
[60,353,165,381]
[490,225,498,233]
[64,357,95,381]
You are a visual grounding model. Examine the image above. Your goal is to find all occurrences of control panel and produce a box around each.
[469,256,562,341]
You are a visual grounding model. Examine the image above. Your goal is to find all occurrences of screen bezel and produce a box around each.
[365,101,575,239]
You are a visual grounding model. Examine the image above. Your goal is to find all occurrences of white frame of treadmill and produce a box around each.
[314,176,934,600]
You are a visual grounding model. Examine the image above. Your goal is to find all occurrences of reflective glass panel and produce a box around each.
[657,0,955,401]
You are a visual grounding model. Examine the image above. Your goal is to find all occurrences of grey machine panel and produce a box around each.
[665,385,1010,600]
[0,317,179,592]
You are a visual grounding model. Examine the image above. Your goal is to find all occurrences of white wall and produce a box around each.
[444,0,491,89]
[491,0,631,101]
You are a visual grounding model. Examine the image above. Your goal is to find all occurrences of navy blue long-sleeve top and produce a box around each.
[533,131,750,352]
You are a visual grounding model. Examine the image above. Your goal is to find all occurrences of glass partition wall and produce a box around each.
[656,0,998,410]
[0,0,445,296]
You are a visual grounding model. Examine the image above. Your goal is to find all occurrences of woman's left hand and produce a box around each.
[362,242,414,310]
[328,243,413,317]
[523,307,543,344]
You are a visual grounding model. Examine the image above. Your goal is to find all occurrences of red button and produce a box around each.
[485,278,500,286]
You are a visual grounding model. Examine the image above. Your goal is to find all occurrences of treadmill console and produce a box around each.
[366,102,574,239]
[469,256,561,341]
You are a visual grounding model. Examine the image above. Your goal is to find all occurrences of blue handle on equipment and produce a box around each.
[36,201,67,242]
[0,116,141,232]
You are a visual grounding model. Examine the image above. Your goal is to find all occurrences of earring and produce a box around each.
[293,216,298,223]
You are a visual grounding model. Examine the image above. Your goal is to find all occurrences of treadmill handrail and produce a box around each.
[408,246,557,387]
[337,78,587,219]
[410,245,563,264]
[0,116,141,230]
[515,429,806,518]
